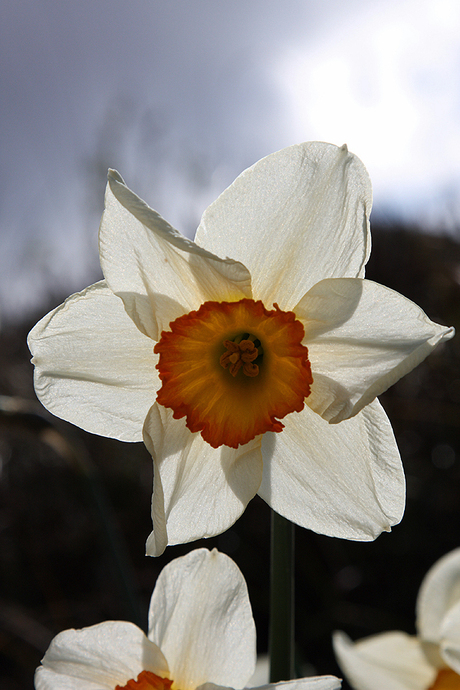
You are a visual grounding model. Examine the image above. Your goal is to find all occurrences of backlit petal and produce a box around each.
[143,405,263,556]
[35,621,168,690]
[258,400,404,540]
[195,142,371,311]
[200,680,342,690]
[250,679,342,690]
[333,630,435,690]
[100,170,252,341]
[417,549,460,646]
[148,549,256,690]
[296,278,454,423]
[28,282,158,442]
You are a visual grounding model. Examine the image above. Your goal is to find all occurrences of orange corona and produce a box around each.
[154,299,313,448]
[116,671,173,690]
[428,669,460,690]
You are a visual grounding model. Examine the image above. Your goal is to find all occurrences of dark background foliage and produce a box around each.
[1,223,459,690]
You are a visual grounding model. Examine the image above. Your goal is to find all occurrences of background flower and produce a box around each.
[35,548,340,690]
[333,548,460,690]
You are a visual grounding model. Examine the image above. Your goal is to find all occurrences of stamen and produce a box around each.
[220,337,260,377]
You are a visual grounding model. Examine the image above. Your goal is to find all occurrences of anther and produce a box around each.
[220,338,260,377]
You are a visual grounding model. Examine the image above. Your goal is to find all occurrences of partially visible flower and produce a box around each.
[333,548,460,690]
[35,548,340,690]
[28,142,454,555]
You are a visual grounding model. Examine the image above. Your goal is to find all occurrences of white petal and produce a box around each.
[100,170,252,341]
[258,400,404,540]
[333,630,435,690]
[416,548,460,645]
[28,281,158,442]
[35,669,105,690]
[195,142,372,311]
[198,680,341,690]
[439,600,460,674]
[296,278,454,423]
[143,405,263,556]
[148,548,256,690]
[35,621,168,690]
[251,678,342,690]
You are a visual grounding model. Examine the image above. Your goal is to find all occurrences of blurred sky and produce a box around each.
[2,0,460,320]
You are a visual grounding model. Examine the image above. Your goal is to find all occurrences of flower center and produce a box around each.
[219,334,262,377]
[154,298,313,449]
[116,671,173,690]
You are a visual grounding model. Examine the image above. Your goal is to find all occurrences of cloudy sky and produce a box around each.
[2,0,460,320]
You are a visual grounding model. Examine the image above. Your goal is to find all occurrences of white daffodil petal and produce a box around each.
[416,548,460,644]
[143,404,263,556]
[297,278,454,423]
[195,142,371,311]
[148,549,256,690]
[35,670,105,690]
[28,281,158,442]
[439,600,460,674]
[251,678,342,690]
[198,680,342,690]
[258,400,404,540]
[333,631,436,690]
[35,621,168,690]
[99,170,252,341]
[196,683,234,690]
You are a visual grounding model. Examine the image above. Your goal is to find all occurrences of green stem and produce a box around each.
[269,510,295,682]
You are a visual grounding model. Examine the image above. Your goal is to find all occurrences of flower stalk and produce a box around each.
[269,510,295,682]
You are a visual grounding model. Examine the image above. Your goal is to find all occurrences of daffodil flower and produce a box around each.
[28,142,454,555]
[35,548,341,690]
[333,548,460,690]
